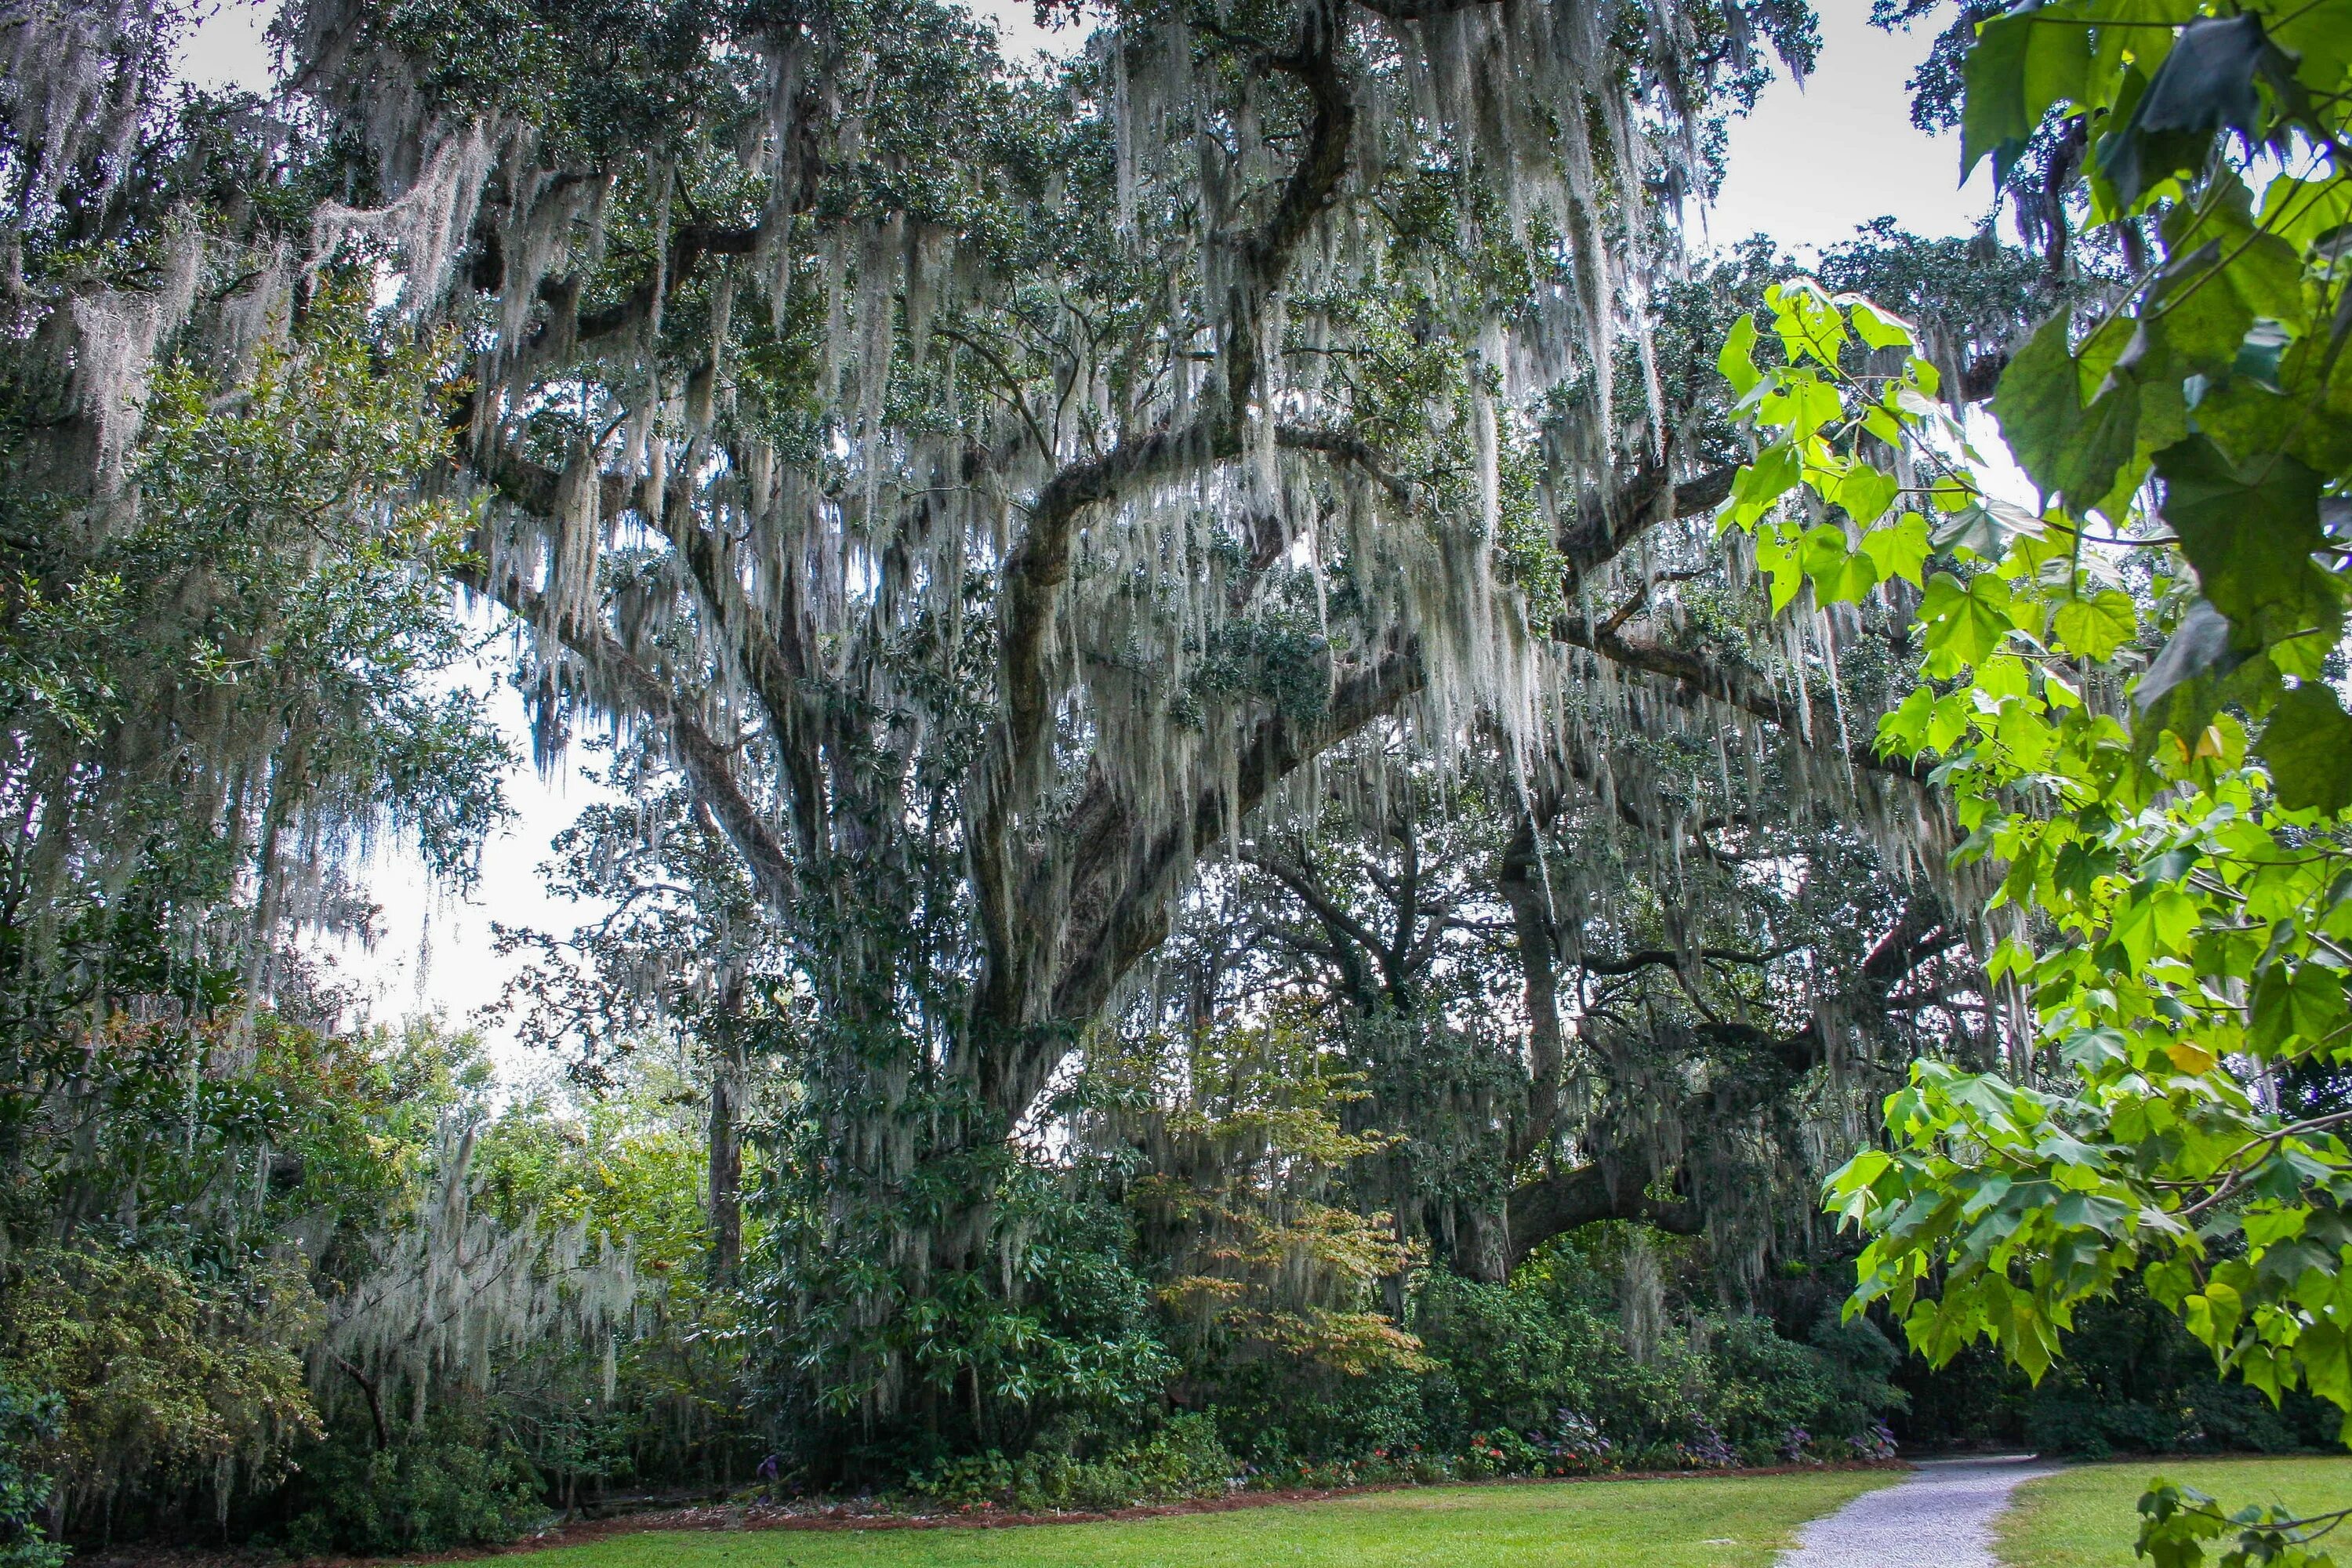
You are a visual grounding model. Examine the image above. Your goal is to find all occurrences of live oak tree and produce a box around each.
[5,0,2057,1458]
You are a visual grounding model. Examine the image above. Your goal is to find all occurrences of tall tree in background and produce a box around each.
[3,0,2080,1462]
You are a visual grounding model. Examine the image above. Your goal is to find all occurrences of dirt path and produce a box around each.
[1776,1456,2060,1568]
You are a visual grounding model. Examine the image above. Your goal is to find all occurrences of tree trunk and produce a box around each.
[708,981,746,1285]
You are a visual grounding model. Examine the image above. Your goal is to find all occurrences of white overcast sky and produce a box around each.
[176,0,1998,1065]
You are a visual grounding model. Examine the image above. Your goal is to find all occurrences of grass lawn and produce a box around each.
[1996,1456,2352,1568]
[529,1471,1899,1568]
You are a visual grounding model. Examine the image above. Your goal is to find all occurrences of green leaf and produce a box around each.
[1760,374,1843,437]
[1964,8,2095,180]
[1802,523,1881,604]
[2165,187,2309,330]
[1992,313,2082,500]
[1718,312,1761,397]
[1919,571,2017,666]
[2050,588,2138,661]
[1838,463,1901,526]
[2060,381,2141,514]
[2249,960,2348,1051]
[1755,527,1803,615]
[2149,243,2254,374]
[2155,436,2339,653]
[1730,443,1802,528]
[2135,13,2281,142]
[2136,599,2243,716]
[2297,1318,2352,1410]
[1848,300,1917,350]
[1860,514,1931,586]
[2259,682,2352,815]
[1933,497,2045,561]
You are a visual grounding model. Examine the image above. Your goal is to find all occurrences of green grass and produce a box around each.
[1996,1455,2352,1568]
[532,1471,1898,1568]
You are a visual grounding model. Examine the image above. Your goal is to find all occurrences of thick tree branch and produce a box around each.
[1504,1163,1699,1269]
[1558,460,1740,582]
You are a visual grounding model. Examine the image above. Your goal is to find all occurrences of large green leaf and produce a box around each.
[2100,13,2291,207]
[2153,436,2338,651]
[1919,571,2017,666]
[1992,313,2082,500]
[2135,599,2241,715]
[2050,588,2139,660]
[1964,7,2095,180]
[2259,681,2352,814]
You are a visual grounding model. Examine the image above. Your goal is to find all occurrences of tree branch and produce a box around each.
[1504,1162,1699,1269]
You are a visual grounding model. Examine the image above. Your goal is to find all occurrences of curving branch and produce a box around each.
[1552,611,1932,783]
[1504,1162,1700,1270]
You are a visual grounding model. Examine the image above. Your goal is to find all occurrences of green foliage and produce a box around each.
[2138,1483,2351,1568]
[272,1406,548,1555]
[1204,1250,1906,1477]
[910,1413,1236,1514]
[0,1385,66,1568]
[0,1243,321,1517]
[1998,1458,2352,1568]
[1900,1272,2343,1458]
[1719,2,2352,1559]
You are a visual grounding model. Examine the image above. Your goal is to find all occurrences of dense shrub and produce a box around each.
[0,1242,321,1523]
[1189,1252,1907,1478]
[1895,1273,2341,1457]
[909,1412,1236,1513]
[269,1409,547,1555]
[0,1384,66,1568]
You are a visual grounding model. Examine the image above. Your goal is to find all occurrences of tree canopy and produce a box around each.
[2,0,2344,1554]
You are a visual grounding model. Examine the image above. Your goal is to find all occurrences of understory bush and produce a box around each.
[1192,1245,1907,1479]
[909,1412,1236,1513]
[267,1409,548,1555]
[1895,1273,2343,1458]
[0,1384,66,1568]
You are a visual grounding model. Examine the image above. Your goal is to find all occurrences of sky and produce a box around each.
[173,1,2006,1065]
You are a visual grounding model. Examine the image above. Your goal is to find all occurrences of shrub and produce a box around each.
[0,1384,66,1568]
[270,1409,546,1555]
[0,1243,321,1523]
[910,1413,1236,1513]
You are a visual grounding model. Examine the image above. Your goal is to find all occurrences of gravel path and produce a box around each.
[1776,1456,2061,1568]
